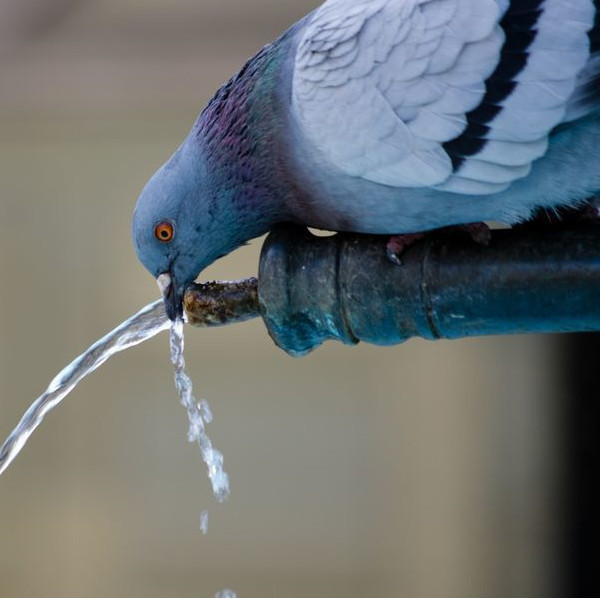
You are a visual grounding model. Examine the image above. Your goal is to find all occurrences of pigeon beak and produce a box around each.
[157,271,184,321]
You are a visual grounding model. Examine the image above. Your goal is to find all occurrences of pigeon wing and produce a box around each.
[291,0,594,195]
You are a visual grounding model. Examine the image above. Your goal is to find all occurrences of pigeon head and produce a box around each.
[132,140,235,321]
[132,44,293,321]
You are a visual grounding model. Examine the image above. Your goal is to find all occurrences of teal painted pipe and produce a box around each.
[256,225,600,356]
[183,224,600,356]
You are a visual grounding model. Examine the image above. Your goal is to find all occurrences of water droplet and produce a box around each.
[200,399,213,424]
[200,510,209,535]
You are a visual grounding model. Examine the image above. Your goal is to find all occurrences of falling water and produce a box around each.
[200,509,209,534]
[0,299,169,477]
[170,319,230,501]
[0,300,231,504]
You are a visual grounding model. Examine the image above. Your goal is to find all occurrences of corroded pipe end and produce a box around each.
[183,278,259,327]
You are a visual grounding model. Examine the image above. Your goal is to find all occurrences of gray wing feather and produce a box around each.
[292,0,595,195]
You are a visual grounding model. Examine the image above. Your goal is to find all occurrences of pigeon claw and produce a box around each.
[449,222,492,246]
[386,233,426,266]
[386,222,491,266]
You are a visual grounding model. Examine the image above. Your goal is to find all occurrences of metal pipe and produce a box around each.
[184,225,600,356]
[183,278,259,327]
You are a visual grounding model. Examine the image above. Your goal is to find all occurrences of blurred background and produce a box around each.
[0,1,593,596]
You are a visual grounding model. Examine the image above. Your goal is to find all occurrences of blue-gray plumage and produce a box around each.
[132,0,600,320]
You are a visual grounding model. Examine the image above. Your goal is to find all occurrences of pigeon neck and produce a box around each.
[194,42,292,240]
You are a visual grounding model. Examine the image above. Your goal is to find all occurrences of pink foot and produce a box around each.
[386,233,426,266]
[386,222,491,266]
[444,222,492,246]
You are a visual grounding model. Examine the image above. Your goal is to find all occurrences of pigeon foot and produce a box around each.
[386,233,426,266]
[443,222,492,246]
[386,222,491,266]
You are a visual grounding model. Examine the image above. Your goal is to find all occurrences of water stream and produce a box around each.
[170,319,230,501]
[0,299,230,503]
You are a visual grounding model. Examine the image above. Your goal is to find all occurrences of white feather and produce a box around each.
[292,0,595,197]
[564,53,600,122]
[293,0,501,188]
[436,0,595,193]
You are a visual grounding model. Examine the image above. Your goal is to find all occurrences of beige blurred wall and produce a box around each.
[0,1,564,596]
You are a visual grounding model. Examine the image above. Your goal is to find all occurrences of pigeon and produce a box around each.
[132,0,600,320]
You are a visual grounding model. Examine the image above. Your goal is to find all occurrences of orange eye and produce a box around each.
[154,221,174,243]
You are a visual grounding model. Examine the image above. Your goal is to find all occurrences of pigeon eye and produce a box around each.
[154,221,174,243]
